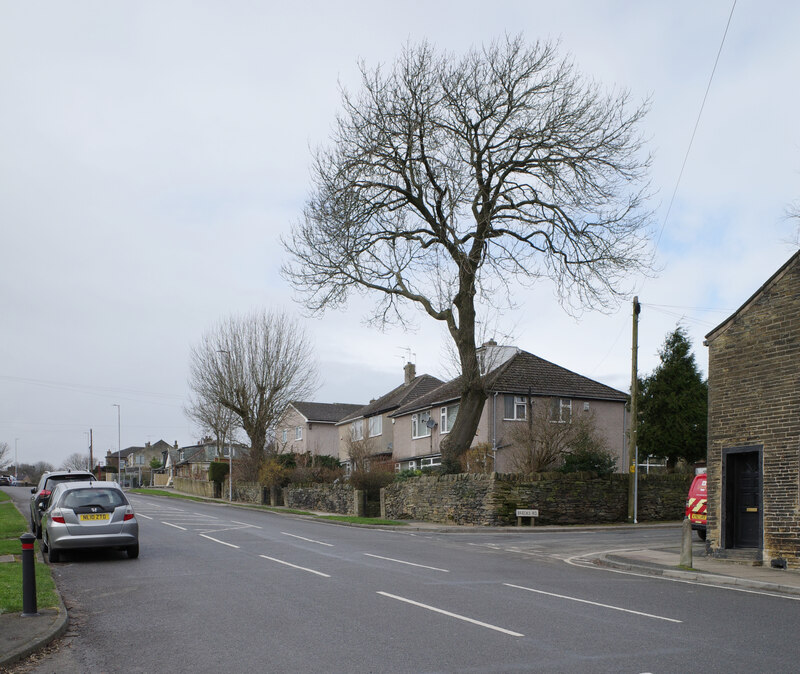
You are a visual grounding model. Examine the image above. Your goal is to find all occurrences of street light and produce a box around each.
[112,404,121,487]
[217,349,233,502]
[14,438,18,481]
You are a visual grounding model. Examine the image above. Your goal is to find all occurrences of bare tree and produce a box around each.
[284,36,652,469]
[508,401,610,473]
[0,441,10,469]
[188,309,319,479]
[184,394,240,460]
[61,452,90,471]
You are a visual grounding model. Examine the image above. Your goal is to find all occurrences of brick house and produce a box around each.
[336,363,444,470]
[389,343,629,473]
[704,250,800,568]
[275,402,363,458]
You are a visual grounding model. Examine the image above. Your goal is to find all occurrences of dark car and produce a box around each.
[0,475,11,486]
[30,470,96,538]
[41,481,139,562]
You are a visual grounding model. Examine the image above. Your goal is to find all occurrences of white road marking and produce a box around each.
[364,553,449,572]
[377,592,523,637]
[199,534,240,549]
[282,532,333,546]
[232,520,261,528]
[163,522,187,531]
[137,513,153,520]
[503,583,682,623]
[565,552,800,601]
[259,555,330,577]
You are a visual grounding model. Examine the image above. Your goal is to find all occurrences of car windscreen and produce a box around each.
[60,488,127,510]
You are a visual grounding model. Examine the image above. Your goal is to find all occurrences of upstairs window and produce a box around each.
[440,404,459,434]
[282,429,288,443]
[368,416,382,438]
[504,395,526,421]
[351,419,364,441]
[549,398,572,423]
[411,412,432,439]
[295,426,302,440]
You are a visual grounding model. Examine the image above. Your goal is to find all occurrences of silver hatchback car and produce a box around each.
[41,481,139,562]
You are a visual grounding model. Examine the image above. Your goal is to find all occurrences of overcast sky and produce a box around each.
[2,1,798,468]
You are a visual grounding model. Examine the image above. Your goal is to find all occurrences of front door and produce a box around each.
[724,449,761,549]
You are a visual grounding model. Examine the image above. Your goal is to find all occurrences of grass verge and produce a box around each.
[0,492,59,614]
[319,515,407,526]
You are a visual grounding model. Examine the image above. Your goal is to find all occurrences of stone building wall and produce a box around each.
[173,476,215,498]
[706,253,800,568]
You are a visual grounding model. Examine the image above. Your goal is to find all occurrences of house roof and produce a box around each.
[705,249,800,344]
[290,401,364,424]
[391,350,627,416]
[338,374,445,424]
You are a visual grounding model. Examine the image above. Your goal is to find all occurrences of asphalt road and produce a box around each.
[7,491,800,673]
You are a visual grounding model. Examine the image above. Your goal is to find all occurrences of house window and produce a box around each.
[421,456,441,468]
[412,412,432,439]
[407,460,417,470]
[549,398,572,423]
[295,426,302,440]
[351,419,364,441]
[504,395,526,420]
[282,429,287,443]
[440,404,459,434]
[368,416,382,438]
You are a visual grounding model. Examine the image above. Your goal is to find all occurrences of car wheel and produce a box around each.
[127,544,139,559]
[48,547,60,563]
[697,529,707,541]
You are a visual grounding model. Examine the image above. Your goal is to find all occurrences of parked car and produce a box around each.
[40,481,139,562]
[0,475,11,486]
[30,470,96,538]
[686,473,707,540]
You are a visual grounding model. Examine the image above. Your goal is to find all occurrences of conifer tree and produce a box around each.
[638,327,707,470]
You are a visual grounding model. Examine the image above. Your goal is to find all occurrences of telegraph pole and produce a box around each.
[628,296,641,523]
[89,428,94,473]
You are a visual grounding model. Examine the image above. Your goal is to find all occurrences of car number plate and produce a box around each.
[79,513,110,521]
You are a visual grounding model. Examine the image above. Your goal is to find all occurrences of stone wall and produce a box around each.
[232,482,264,504]
[707,252,800,568]
[174,477,215,498]
[285,483,355,515]
[383,472,692,526]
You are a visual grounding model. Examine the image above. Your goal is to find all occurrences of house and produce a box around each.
[336,363,444,470]
[172,439,249,480]
[389,343,629,473]
[276,402,363,458]
[704,250,800,569]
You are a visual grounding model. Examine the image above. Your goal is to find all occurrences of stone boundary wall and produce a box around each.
[232,482,263,504]
[285,483,354,515]
[383,472,693,526]
[174,477,215,498]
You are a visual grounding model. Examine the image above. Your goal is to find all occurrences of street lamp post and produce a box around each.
[14,438,18,481]
[112,404,121,486]
[217,349,233,502]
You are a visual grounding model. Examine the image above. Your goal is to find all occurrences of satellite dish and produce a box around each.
[426,418,437,429]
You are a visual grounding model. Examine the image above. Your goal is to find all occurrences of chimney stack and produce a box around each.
[404,361,416,385]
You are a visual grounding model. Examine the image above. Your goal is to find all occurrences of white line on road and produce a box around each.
[232,520,261,528]
[162,522,187,531]
[200,534,240,549]
[364,553,449,572]
[282,532,333,546]
[377,592,523,637]
[137,513,153,520]
[503,583,682,623]
[259,555,330,577]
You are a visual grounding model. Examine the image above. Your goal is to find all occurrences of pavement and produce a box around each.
[2,505,799,670]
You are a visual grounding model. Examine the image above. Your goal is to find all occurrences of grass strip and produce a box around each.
[0,494,59,614]
[319,515,407,526]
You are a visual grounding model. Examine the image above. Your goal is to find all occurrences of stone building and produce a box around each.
[705,250,800,568]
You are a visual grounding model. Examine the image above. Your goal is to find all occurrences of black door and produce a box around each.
[725,450,761,548]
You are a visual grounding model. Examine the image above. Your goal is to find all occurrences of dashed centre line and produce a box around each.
[364,553,449,572]
[260,555,330,577]
[163,522,187,531]
[377,592,523,637]
[281,532,333,546]
[503,583,682,623]
[200,534,240,549]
